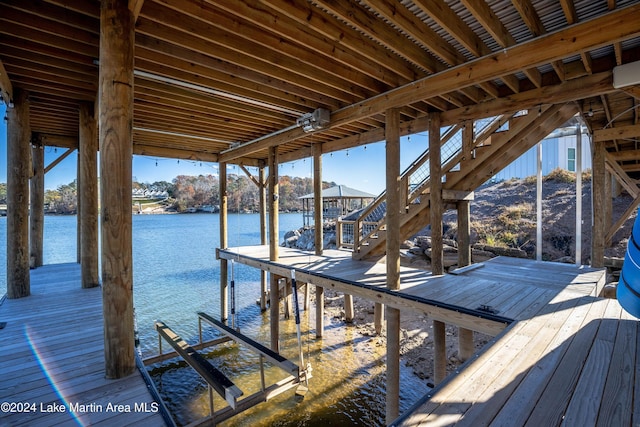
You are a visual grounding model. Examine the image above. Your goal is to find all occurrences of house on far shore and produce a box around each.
[299,185,375,227]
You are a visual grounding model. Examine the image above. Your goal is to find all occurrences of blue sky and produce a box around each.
[0,103,428,195]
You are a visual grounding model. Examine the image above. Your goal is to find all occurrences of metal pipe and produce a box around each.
[536,142,543,261]
[575,123,583,266]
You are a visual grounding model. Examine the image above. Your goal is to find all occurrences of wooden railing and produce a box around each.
[338,115,513,254]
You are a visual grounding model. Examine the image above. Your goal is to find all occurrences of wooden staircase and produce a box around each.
[341,103,578,260]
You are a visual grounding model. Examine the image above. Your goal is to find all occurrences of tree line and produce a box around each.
[0,175,335,214]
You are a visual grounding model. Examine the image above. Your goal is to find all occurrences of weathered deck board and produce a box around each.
[219,246,636,427]
[0,264,167,427]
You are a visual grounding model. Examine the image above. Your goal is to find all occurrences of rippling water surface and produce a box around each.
[0,214,429,426]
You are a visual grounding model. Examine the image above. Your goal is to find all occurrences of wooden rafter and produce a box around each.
[594,124,640,142]
[221,5,640,162]
[0,58,13,105]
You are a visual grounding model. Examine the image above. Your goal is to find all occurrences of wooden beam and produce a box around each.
[218,3,640,162]
[79,103,100,289]
[606,193,640,244]
[259,166,268,312]
[0,59,13,106]
[99,0,135,379]
[128,0,144,21]
[44,148,74,174]
[386,305,401,423]
[217,249,508,335]
[30,144,45,269]
[313,143,323,255]
[607,149,640,162]
[134,144,219,163]
[592,140,606,268]
[7,88,30,299]
[430,113,444,276]
[328,6,639,129]
[386,108,401,291]
[594,124,640,142]
[621,86,640,100]
[604,153,640,197]
[37,133,78,149]
[434,320,447,384]
[268,147,279,352]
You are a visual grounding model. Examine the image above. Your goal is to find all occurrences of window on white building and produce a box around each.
[568,147,576,172]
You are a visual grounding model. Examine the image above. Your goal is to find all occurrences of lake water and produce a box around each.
[0,214,429,426]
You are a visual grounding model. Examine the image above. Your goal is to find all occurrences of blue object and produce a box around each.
[618,212,640,318]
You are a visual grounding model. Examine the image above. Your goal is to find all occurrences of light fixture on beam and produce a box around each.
[296,108,330,133]
[613,60,640,88]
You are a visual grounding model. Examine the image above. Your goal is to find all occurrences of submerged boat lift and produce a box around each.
[154,312,311,426]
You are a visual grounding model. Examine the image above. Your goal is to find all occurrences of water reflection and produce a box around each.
[150,301,430,426]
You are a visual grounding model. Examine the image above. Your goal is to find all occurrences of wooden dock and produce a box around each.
[0,264,168,427]
[219,246,640,426]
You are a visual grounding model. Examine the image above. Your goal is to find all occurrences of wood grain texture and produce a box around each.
[99,0,135,379]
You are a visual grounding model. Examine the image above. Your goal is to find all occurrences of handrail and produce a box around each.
[341,114,517,253]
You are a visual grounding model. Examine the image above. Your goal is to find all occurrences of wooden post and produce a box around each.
[314,143,323,255]
[219,162,228,322]
[79,102,99,288]
[374,303,384,335]
[386,305,400,422]
[268,146,280,352]
[30,143,44,268]
[7,88,30,299]
[457,200,473,360]
[99,0,135,379]
[77,152,82,264]
[457,200,471,267]
[283,278,292,319]
[315,285,324,338]
[259,165,268,312]
[344,294,354,322]
[429,113,444,275]
[385,108,401,424]
[434,320,447,384]
[592,139,605,268]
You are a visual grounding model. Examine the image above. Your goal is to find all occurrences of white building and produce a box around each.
[491,127,591,181]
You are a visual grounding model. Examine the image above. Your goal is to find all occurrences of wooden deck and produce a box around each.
[219,246,639,426]
[0,264,168,427]
[218,246,605,334]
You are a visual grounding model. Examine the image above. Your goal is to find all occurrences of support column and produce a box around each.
[30,143,44,268]
[592,139,606,268]
[77,152,82,264]
[429,113,443,275]
[434,320,447,384]
[259,165,268,312]
[268,146,280,352]
[385,108,401,424]
[458,327,474,362]
[7,88,30,299]
[79,102,99,288]
[315,285,324,338]
[374,303,384,335]
[99,0,135,379]
[312,143,326,336]
[219,162,228,322]
[457,201,471,267]
[344,294,354,322]
[456,200,473,360]
[313,143,323,255]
